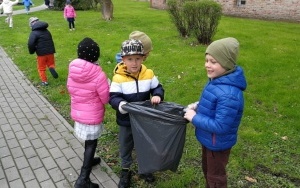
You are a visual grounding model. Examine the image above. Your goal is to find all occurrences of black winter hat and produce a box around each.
[77,37,100,63]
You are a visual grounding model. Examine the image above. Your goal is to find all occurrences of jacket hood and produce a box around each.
[211,66,247,91]
[69,59,102,83]
[31,21,48,31]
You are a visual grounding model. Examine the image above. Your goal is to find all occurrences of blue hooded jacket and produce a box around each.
[192,66,247,151]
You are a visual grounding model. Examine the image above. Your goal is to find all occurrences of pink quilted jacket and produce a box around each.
[67,59,110,125]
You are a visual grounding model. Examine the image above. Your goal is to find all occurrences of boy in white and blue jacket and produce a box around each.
[184,37,247,188]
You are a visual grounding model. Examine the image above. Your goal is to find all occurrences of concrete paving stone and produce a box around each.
[0,166,5,179]
[43,138,57,149]
[28,156,43,170]
[93,166,113,183]
[67,137,84,150]
[24,111,37,119]
[33,123,46,132]
[19,138,32,148]
[56,180,73,188]
[0,117,9,126]
[73,146,85,157]
[55,156,72,170]
[15,156,30,169]
[14,111,26,119]
[15,130,27,140]
[7,138,19,149]
[31,138,44,149]
[63,167,78,183]
[3,130,15,140]
[55,138,69,150]
[0,146,10,158]
[38,131,51,140]
[8,118,19,126]
[34,167,50,182]
[40,179,56,188]
[11,146,24,159]
[44,123,56,133]
[42,156,58,170]
[36,147,51,159]
[48,167,65,183]
[1,123,12,132]
[5,166,20,182]
[61,147,78,160]
[9,178,25,188]
[69,156,82,171]
[11,123,23,132]
[0,178,9,188]
[1,155,15,169]
[19,167,36,182]
[28,118,41,126]
[22,123,34,133]
[23,146,37,159]
[25,179,40,188]
[4,111,16,119]
[49,131,62,141]
[49,146,64,159]
[26,130,39,140]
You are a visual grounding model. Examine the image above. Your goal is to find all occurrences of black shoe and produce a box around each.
[92,157,101,166]
[140,173,155,183]
[49,67,58,79]
[118,169,131,188]
[74,178,99,188]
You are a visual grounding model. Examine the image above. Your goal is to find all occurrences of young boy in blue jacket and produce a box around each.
[184,37,247,188]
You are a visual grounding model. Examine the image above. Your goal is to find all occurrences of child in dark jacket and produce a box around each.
[28,17,58,86]
[184,37,247,188]
[109,39,164,188]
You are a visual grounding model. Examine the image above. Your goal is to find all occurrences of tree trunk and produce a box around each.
[100,0,114,21]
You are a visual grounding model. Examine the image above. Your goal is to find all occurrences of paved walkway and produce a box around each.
[0,4,49,17]
[0,46,119,187]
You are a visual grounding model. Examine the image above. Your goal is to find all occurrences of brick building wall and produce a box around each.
[215,0,300,22]
[150,0,300,22]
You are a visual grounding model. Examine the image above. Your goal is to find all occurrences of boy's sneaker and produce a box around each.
[40,82,48,86]
[139,173,155,183]
[118,169,131,188]
[49,68,58,79]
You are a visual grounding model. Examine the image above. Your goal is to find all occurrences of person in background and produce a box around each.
[64,0,76,31]
[22,0,34,14]
[109,39,164,188]
[28,17,58,86]
[184,37,247,188]
[115,31,153,63]
[67,37,110,188]
[0,0,19,28]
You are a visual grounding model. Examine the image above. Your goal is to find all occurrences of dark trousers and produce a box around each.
[202,145,231,188]
[67,17,75,29]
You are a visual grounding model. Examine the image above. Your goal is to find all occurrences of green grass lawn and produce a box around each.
[1,0,300,187]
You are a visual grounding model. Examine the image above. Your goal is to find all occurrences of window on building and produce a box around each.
[237,0,246,6]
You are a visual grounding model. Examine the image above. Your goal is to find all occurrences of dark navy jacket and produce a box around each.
[28,21,55,56]
[192,66,247,151]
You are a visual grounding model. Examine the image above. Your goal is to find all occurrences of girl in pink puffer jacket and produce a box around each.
[67,37,110,188]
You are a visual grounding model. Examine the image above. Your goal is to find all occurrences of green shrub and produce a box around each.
[54,0,97,10]
[167,0,189,37]
[168,0,222,44]
[184,0,222,44]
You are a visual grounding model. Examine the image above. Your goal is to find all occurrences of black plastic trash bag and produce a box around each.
[122,101,188,174]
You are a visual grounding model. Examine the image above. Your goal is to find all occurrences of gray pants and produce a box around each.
[119,126,134,169]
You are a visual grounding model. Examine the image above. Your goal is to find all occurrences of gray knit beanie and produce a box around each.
[205,37,239,71]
